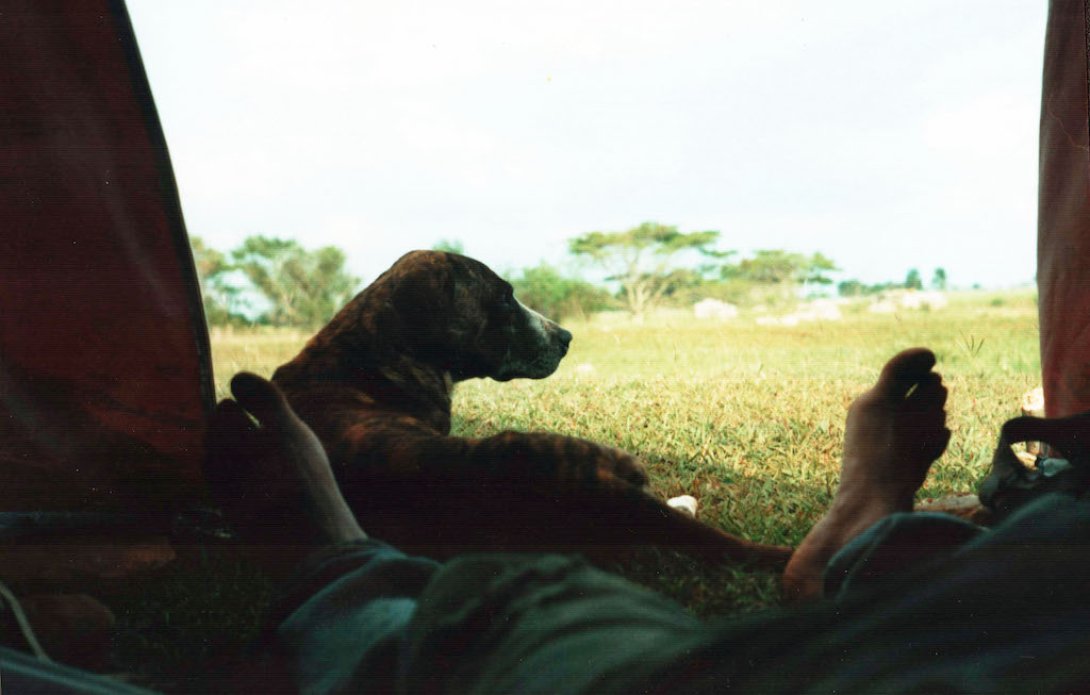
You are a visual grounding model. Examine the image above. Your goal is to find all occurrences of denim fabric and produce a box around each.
[402,554,703,694]
[824,511,987,599]
[654,494,1090,694]
[271,495,1090,694]
[270,540,440,694]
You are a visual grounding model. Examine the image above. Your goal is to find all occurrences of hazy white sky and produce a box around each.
[126,1,1047,290]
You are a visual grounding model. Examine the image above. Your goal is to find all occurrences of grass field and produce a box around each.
[209,290,1039,606]
[114,289,1041,689]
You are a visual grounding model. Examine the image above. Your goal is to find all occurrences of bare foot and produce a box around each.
[782,348,951,602]
[205,373,366,570]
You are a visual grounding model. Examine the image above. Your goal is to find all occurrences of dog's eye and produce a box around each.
[498,291,516,312]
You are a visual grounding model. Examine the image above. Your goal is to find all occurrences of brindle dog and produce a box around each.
[271,250,791,567]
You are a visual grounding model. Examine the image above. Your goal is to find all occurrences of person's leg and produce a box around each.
[642,353,1090,692]
[821,509,984,599]
[208,373,715,694]
[206,373,441,693]
[632,492,1090,694]
[783,347,952,601]
[207,373,726,694]
[204,372,368,569]
[258,539,439,693]
[400,552,706,694]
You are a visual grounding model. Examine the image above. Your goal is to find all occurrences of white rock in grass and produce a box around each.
[1021,386,1045,455]
[693,298,739,320]
[667,495,698,517]
[1021,386,1045,417]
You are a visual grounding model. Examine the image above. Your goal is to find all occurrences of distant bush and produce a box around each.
[509,263,617,322]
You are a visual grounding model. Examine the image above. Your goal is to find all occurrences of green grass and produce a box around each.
[449,292,1039,612]
[113,289,1040,689]
[204,291,1039,609]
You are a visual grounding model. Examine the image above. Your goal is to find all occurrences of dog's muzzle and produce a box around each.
[492,303,572,381]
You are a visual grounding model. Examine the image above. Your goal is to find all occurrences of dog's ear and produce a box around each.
[391,273,453,320]
[375,262,455,359]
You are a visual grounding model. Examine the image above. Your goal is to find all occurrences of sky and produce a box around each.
[126,1,1047,291]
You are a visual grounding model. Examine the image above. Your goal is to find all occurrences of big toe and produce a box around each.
[230,372,292,426]
[873,348,937,401]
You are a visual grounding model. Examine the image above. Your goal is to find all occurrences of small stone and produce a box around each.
[667,495,698,518]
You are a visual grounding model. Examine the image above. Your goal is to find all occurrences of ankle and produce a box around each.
[834,472,916,515]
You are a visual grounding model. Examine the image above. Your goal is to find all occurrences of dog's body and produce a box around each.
[272,250,790,567]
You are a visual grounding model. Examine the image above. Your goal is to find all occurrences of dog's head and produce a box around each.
[354,250,572,382]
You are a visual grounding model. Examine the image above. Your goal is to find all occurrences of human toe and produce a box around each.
[873,348,937,399]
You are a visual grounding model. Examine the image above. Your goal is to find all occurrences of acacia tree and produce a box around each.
[725,250,837,286]
[231,236,360,328]
[568,222,729,319]
[719,249,838,305]
[802,252,839,288]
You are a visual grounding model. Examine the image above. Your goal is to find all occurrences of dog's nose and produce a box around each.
[557,328,573,353]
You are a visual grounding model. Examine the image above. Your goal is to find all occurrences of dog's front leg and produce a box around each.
[464,431,649,490]
[331,421,646,491]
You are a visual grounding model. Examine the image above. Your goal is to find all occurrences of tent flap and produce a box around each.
[0,1,212,511]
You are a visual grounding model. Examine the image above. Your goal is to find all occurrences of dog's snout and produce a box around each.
[557,327,573,353]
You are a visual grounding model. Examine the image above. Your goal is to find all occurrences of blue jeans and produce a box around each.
[260,494,1090,693]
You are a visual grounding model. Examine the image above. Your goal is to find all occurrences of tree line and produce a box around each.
[192,224,947,327]
[510,222,946,322]
[192,235,359,328]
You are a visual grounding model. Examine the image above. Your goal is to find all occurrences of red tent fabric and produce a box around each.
[1039,0,1090,418]
[0,1,212,511]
